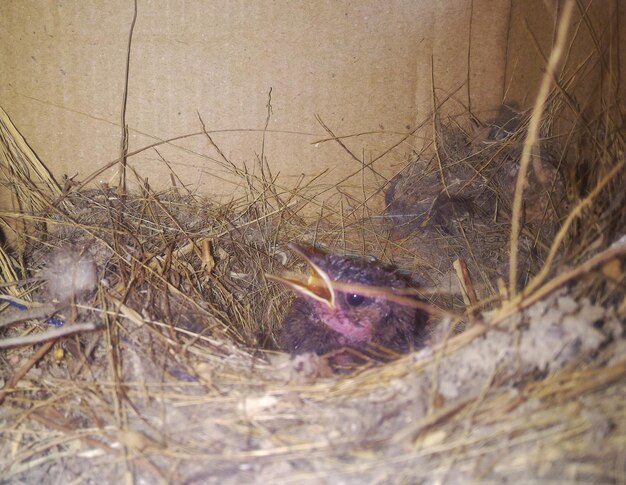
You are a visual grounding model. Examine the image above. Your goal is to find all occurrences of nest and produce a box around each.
[1,39,626,485]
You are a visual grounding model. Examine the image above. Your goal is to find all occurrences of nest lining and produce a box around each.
[1,91,625,483]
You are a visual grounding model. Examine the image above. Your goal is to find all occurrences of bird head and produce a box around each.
[269,243,419,348]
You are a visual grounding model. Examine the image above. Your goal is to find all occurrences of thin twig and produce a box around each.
[0,322,98,349]
[117,0,138,196]
[509,0,575,296]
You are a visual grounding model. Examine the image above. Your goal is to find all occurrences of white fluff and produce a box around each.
[42,247,98,303]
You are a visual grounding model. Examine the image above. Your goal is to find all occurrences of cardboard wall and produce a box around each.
[1,0,623,208]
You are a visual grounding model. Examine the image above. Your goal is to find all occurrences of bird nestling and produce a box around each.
[269,243,429,364]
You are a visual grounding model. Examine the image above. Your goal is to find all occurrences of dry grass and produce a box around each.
[1,6,625,482]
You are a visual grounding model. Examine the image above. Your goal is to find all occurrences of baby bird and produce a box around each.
[270,243,428,362]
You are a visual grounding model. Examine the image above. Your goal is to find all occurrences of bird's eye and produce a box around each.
[346,293,366,307]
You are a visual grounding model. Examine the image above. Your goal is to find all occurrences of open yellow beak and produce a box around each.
[266,243,336,309]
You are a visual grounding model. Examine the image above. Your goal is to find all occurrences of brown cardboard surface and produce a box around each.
[1,1,623,207]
